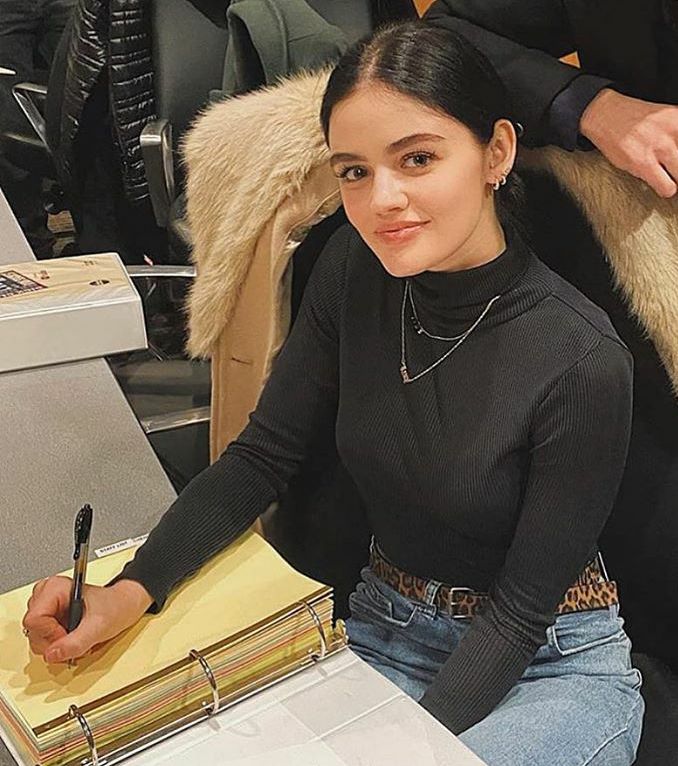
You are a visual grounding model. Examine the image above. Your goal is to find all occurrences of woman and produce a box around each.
[23,22,643,766]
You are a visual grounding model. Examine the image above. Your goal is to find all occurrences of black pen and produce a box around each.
[67,505,93,664]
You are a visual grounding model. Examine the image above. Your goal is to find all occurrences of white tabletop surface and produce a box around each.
[122,650,486,766]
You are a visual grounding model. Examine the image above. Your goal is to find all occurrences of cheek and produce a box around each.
[339,188,369,231]
[425,163,486,219]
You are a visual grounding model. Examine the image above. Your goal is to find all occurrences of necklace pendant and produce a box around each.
[400,364,410,383]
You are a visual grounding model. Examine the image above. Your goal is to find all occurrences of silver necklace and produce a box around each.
[399,279,501,384]
[406,280,466,341]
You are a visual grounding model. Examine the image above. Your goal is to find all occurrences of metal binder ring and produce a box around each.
[299,600,327,662]
[189,648,220,715]
[68,704,99,766]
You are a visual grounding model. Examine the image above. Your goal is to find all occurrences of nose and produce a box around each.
[370,168,407,215]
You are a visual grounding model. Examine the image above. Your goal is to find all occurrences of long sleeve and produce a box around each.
[114,226,351,609]
[420,336,633,733]
[547,76,613,150]
[423,0,611,148]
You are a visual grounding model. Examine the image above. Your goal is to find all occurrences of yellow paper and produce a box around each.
[0,532,328,731]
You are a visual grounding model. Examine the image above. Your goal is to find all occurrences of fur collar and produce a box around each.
[521,147,678,394]
[183,69,678,393]
[183,68,334,358]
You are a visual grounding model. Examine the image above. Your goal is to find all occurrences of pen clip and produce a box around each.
[73,504,93,560]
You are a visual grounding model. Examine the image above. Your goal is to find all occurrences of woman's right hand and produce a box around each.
[22,577,154,664]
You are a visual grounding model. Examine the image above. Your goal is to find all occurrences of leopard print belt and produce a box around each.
[369,544,619,618]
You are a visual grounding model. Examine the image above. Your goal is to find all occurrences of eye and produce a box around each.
[402,151,436,169]
[336,165,368,183]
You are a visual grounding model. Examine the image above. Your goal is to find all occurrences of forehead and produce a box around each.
[327,82,467,149]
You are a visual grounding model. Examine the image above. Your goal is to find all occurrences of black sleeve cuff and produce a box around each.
[106,565,164,614]
[547,75,614,151]
[419,690,463,735]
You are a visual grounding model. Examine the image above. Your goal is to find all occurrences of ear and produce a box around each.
[485,119,518,185]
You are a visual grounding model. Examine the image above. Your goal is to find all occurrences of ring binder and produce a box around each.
[68,705,99,766]
[299,600,327,662]
[1,534,349,766]
[188,649,220,715]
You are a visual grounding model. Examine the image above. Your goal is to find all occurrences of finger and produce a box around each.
[32,578,49,596]
[660,156,678,198]
[45,619,102,663]
[641,160,678,198]
[26,576,72,623]
[24,615,68,655]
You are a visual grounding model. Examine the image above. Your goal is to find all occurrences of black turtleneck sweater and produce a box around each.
[118,223,633,734]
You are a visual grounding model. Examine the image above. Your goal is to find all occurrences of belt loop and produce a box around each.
[423,578,442,608]
[596,551,610,581]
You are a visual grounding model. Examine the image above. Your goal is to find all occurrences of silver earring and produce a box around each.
[492,173,508,191]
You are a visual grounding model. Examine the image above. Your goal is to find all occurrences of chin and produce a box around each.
[381,263,420,279]
[373,248,434,279]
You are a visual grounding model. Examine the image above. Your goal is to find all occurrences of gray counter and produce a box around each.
[1,189,176,766]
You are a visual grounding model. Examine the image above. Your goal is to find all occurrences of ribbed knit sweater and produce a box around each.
[117,223,633,734]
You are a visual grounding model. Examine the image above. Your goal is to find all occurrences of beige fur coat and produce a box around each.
[183,69,678,458]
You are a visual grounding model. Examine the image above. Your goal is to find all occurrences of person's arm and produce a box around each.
[115,226,352,610]
[420,335,633,734]
[423,0,612,148]
[579,88,678,198]
[424,1,678,196]
[24,225,353,663]
[546,77,613,150]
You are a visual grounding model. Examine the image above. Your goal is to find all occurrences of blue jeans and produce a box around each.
[346,568,644,766]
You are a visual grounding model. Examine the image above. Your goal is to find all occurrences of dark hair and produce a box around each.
[320,21,524,226]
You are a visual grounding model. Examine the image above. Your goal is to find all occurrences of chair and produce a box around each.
[141,0,229,262]
[6,76,213,487]
[141,0,376,264]
[1,76,67,222]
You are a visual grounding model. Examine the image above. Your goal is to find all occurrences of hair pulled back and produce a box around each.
[320,21,524,226]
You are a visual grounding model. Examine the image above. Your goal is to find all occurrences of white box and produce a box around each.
[0,253,147,373]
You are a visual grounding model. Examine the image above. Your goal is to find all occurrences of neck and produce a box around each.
[430,212,506,274]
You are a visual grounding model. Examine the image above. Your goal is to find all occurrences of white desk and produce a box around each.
[121,650,484,766]
[0,651,485,766]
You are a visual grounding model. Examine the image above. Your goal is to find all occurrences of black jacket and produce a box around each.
[426,0,678,679]
[48,0,155,204]
[425,0,678,148]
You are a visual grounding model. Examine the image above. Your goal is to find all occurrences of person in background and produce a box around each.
[22,22,643,766]
[0,0,75,257]
[425,0,678,673]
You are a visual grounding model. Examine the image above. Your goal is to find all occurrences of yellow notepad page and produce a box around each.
[0,532,328,732]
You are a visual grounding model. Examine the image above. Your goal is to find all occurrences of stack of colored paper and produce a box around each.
[0,532,345,766]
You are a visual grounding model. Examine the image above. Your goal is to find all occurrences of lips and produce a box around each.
[375,221,428,234]
[375,221,429,244]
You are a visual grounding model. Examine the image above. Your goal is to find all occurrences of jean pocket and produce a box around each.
[349,575,419,629]
[549,609,627,658]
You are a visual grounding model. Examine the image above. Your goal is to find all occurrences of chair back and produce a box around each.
[151,0,229,171]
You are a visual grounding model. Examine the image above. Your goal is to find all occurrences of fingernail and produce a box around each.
[46,648,62,663]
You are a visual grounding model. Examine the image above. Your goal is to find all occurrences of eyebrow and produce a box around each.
[328,133,446,166]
